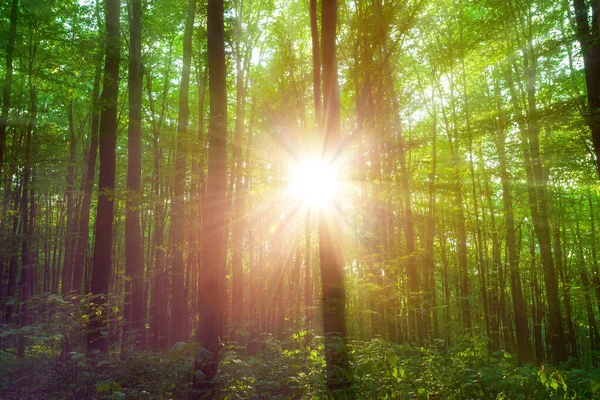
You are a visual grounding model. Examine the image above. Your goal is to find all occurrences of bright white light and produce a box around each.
[289,158,339,207]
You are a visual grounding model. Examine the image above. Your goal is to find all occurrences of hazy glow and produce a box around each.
[289,158,339,207]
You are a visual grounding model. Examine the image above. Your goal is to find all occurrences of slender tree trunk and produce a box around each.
[0,0,18,177]
[170,0,195,344]
[310,0,321,129]
[61,102,77,296]
[494,80,530,362]
[523,46,567,363]
[73,56,101,295]
[530,232,544,364]
[17,82,35,357]
[305,211,313,330]
[124,0,145,350]
[87,0,120,356]
[147,43,172,351]
[424,107,437,340]
[231,0,247,339]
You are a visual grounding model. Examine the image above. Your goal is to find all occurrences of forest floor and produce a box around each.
[1,332,599,399]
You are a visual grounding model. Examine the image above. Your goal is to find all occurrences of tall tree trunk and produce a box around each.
[17,83,36,356]
[87,0,120,356]
[73,55,101,295]
[124,0,145,350]
[147,43,172,351]
[310,0,321,129]
[197,0,227,389]
[572,0,600,177]
[0,0,18,177]
[61,102,77,296]
[170,0,195,344]
[305,211,313,330]
[231,0,247,339]
[320,0,350,391]
[523,45,567,363]
[423,107,437,340]
[494,80,530,362]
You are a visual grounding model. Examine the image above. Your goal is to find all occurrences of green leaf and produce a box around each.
[386,350,398,368]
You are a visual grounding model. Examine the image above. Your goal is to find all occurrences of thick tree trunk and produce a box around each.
[87,0,120,356]
[573,0,600,177]
[124,0,145,350]
[197,0,227,389]
[320,0,351,391]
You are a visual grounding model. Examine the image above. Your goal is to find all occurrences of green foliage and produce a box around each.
[2,329,600,399]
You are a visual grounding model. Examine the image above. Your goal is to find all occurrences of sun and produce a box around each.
[288,157,340,208]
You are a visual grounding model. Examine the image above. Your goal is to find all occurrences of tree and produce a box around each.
[124,0,145,350]
[0,0,18,177]
[169,0,195,345]
[319,0,351,391]
[572,0,600,177]
[197,0,227,390]
[87,0,120,356]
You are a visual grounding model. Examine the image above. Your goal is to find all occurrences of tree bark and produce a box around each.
[494,80,530,362]
[573,0,600,177]
[124,0,146,350]
[61,102,77,296]
[170,0,196,344]
[320,0,351,391]
[197,0,227,389]
[0,0,18,177]
[73,55,101,295]
[310,0,322,129]
[87,0,120,356]
[231,0,247,339]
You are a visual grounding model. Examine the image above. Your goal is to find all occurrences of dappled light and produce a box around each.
[1,0,600,398]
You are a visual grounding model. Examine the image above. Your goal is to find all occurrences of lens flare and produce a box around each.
[289,158,339,207]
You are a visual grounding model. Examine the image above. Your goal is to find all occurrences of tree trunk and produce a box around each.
[61,102,77,296]
[124,0,145,351]
[573,0,600,177]
[197,0,227,389]
[0,0,18,177]
[170,0,195,344]
[310,0,321,129]
[320,0,350,391]
[73,55,101,295]
[231,0,247,339]
[87,0,120,356]
[494,80,530,362]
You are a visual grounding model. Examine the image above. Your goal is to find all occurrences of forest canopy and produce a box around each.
[1,0,600,398]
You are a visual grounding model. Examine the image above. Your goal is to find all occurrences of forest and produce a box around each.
[1,0,600,398]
